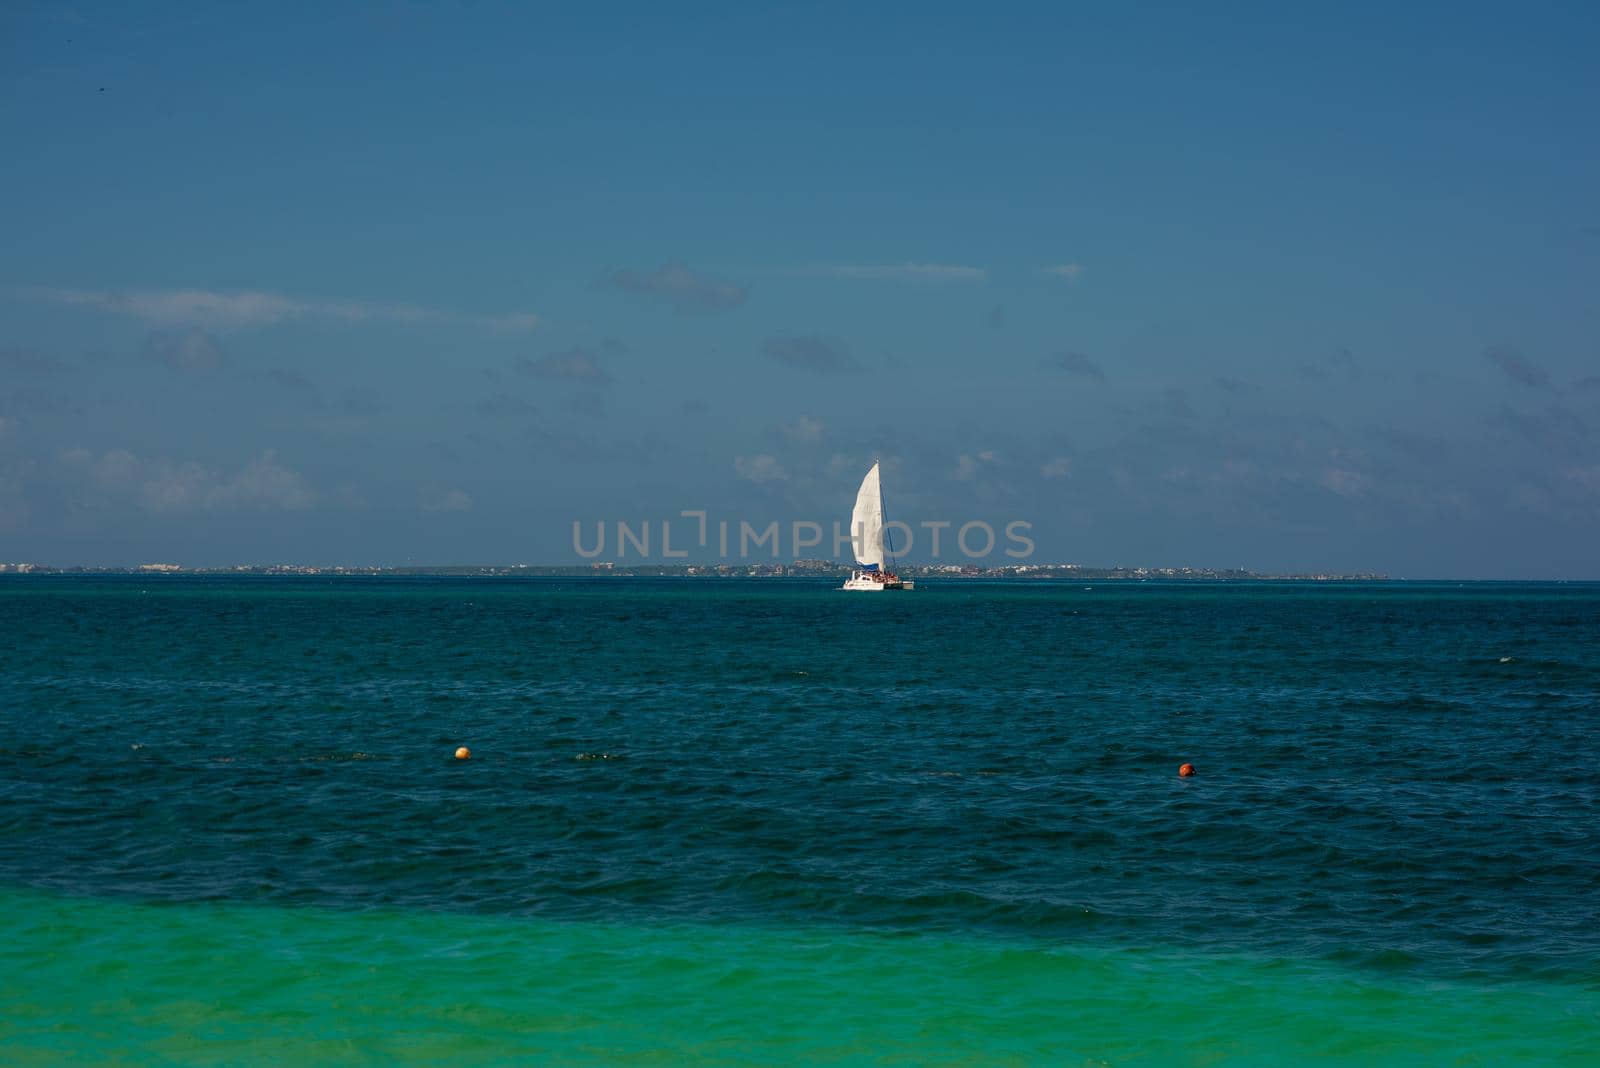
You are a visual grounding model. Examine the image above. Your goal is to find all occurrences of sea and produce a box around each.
[1,576,1596,1064]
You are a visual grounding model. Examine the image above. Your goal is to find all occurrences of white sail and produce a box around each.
[851,462,885,567]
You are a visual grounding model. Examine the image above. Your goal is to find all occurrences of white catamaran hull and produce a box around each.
[841,571,915,591]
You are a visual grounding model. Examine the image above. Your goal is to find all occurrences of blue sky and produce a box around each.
[2,1,1598,576]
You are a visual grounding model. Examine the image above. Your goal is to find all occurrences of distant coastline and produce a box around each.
[2,561,1388,581]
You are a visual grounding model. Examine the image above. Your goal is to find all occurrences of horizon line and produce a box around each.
[13,562,1599,582]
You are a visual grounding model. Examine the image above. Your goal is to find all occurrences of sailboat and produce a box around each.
[841,461,915,591]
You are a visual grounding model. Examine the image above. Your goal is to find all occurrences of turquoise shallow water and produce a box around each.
[3,886,1595,1066]
[2,576,1598,1062]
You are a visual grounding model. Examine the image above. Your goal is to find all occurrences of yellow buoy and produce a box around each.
[455,746,471,760]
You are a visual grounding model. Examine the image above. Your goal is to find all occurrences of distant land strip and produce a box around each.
[1,562,1388,581]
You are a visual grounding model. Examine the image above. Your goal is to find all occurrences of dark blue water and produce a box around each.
[3,577,1597,984]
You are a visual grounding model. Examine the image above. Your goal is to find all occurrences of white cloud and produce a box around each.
[199,451,316,511]
[734,454,788,483]
[827,453,860,477]
[828,263,986,282]
[602,263,746,312]
[1565,466,1600,494]
[1041,456,1072,479]
[144,328,224,371]
[1042,263,1085,282]
[61,447,316,512]
[765,334,854,374]
[17,285,538,333]
[1319,467,1368,497]
[953,452,998,481]
[515,347,614,385]
[781,415,825,443]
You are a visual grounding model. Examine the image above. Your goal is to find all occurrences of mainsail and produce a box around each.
[851,461,886,568]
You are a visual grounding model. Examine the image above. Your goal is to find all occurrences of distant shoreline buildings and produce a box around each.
[0,561,1390,581]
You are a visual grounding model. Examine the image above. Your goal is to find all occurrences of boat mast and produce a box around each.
[877,458,899,572]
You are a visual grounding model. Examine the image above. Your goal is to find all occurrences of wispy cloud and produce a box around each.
[1042,263,1084,282]
[1566,466,1600,495]
[601,262,746,312]
[1044,350,1106,383]
[734,454,787,483]
[1040,456,1073,479]
[143,328,224,372]
[17,285,538,333]
[1319,466,1369,497]
[420,486,473,513]
[475,392,537,417]
[764,334,855,374]
[1298,348,1360,381]
[514,346,615,386]
[780,415,825,443]
[1485,344,1549,388]
[953,450,998,481]
[827,263,986,282]
[61,447,316,513]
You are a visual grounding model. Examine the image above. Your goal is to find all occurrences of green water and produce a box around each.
[3,886,1593,1065]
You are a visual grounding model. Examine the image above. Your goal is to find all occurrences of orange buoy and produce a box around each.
[455,746,471,760]
[1178,762,1196,777]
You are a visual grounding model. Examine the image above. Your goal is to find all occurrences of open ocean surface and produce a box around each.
[2,575,1597,1064]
